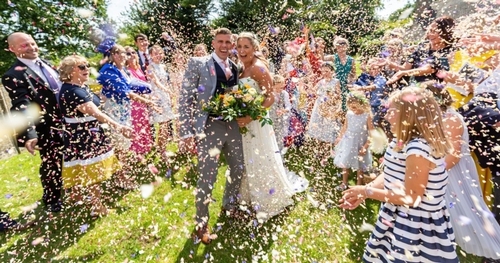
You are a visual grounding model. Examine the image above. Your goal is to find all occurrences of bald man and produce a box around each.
[2,32,63,212]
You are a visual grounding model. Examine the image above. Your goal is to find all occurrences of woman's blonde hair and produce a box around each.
[124,46,140,69]
[59,55,87,82]
[237,32,269,69]
[388,86,451,156]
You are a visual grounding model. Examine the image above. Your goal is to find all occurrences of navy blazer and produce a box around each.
[1,59,62,146]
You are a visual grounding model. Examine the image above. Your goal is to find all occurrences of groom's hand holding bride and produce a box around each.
[236,116,253,128]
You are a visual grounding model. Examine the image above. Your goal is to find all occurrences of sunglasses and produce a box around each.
[126,52,134,56]
[77,63,90,70]
[336,42,347,46]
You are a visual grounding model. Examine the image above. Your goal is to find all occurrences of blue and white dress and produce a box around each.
[364,138,458,263]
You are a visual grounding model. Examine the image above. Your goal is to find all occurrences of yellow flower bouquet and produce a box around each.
[203,83,273,134]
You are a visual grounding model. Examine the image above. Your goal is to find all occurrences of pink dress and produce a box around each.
[127,67,153,154]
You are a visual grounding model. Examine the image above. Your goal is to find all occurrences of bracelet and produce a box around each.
[365,184,373,198]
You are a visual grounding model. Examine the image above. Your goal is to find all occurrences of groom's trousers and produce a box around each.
[195,118,245,226]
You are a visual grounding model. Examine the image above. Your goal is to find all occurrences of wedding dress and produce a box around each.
[239,77,309,221]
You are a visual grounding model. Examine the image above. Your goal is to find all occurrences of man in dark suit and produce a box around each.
[134,33,150,73]
[2,32,63,212]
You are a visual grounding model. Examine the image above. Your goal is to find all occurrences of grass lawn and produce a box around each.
[0,146,483,262]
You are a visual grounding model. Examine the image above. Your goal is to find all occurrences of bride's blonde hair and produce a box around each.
[237,32,269,69]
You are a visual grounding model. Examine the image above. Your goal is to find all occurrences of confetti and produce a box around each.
[140,184,154,199]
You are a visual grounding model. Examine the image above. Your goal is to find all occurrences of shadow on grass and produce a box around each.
[0,157,147,262]
[174,208,293,262]
[0,203,105,262]
[285,143,380,262]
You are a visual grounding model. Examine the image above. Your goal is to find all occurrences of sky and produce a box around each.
[107,0,413,24]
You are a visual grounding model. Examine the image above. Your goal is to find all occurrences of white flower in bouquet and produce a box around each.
[242,94,254,103]
[247,88,258,96]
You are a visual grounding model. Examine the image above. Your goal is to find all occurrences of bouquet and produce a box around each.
[203,83,273,134]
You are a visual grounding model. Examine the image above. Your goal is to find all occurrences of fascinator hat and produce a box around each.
[90,23,118,57]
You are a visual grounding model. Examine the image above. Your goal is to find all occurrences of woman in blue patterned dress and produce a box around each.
[339,86,458,262]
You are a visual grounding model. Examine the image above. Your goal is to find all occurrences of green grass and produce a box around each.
[0,145,484,262]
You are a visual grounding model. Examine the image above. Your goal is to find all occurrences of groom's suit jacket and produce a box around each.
[179,55,239,138]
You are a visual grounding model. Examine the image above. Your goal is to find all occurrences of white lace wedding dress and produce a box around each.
[239,78,309,221]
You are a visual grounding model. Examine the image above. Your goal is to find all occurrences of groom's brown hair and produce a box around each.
[212,28,232,37]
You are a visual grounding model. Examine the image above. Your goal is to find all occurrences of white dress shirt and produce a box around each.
[18,57,62,89]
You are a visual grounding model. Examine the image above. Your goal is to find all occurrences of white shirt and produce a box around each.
[18,57,62,89]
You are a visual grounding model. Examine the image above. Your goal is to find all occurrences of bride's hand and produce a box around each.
[236,116,252,128]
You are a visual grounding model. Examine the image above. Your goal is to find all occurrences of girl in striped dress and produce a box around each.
[339,86,458,262]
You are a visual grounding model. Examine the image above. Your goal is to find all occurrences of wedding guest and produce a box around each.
[334,92,373,189]
[332,37,356,112]
[2,32,63,212]
[425,82,500,261]
[340,87,458,262]
[98,44,155,189]
[124,46,153,156]
[58,55,133,217]
[306,62,341,165]
[193,43,208,57]
[269,74,292,153]
[148,44,176,156]
[351,59,387,128]
[134,33,150,73]
[386,16,457,86]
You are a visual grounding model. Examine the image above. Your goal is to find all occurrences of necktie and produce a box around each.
[222,60,232,80]
[37,61,60,96]
[143,52,149,68]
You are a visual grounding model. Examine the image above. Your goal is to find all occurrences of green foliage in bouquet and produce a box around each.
[203,83,273,134]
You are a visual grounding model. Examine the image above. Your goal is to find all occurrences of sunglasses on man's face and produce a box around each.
[336,42,347,46]
[77,63,90,70]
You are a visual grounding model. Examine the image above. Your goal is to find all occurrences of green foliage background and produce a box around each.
[0,0,109,74]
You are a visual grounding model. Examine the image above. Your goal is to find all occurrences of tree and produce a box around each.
[211,0,308,39]
[299,0,382,53]
[123,0,213,49]
[212,0,382,54]
[0,0,108,74]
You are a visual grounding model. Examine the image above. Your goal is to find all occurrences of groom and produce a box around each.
[178,28,246,244]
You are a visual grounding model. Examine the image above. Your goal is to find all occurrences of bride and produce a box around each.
[235,32,309,221]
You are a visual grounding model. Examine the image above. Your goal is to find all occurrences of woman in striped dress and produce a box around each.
[340,86,458,262]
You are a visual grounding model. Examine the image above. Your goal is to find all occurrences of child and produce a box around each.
[306,62,342,164]
[351,58,387,128]
[269,74,292,153]
[333,92,373,189]
[339,86,458,262]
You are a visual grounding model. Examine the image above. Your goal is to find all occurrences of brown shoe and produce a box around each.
[192,225,216,245]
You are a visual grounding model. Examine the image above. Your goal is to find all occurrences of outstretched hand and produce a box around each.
[338,185,366,210]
